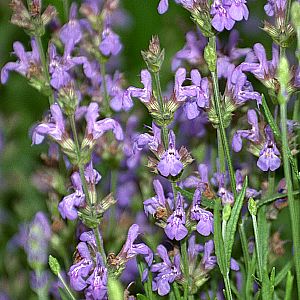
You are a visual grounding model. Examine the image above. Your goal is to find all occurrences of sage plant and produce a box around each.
[1,0,300,299]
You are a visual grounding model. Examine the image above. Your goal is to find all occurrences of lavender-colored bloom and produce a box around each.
[123,69,152,107]
[1,38,40,84]
[132,122,161,154]
[157,131,183,177]
[172,31,206,71]
[25,212,51,266]
[48,43,92,90]
[165,193,188,240]
[30,271,50,291]
[85,102,123,141]
[58,172,85,220]
[226,65,261,106]
[264,0,286,16]
[257,126,281,172]
[214,172,234,205]
[228,0,249,22]
[211,0,235,32]
[144,179,172,216]
[32,103,66,145]
[158,0,169,14]
[99,28,122,57]
[151,245,181,296]
[117,224,153,267]
[68,242,94,291]
[84,161,101,185]
[190,189,214,236]
[201,240,217,270]
[85,254,108,300]
[107,72,126,112]
[59,3,82,55]
[182,163,210,190]
[188,234,204,263]
[232,109,260,152]
[242,43,279,82]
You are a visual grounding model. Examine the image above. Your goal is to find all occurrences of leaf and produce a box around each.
[224,177,248,269]
[137,294,149,300]
[175,186,215,209]
[274,261,293,287]
[284,272,294,300]
[214,198,227,276]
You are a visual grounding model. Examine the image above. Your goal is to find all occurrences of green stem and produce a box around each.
[209,36,236,199]
[280,103,300,297]
[224,273,233,300]
[100,61,111,117]
[35,35,54,105]
[251,213,263,281]
[217,129,226,173]
[172,282,182,300]
[58,272,76,300]
[153,72,168,147]
[181,238,189,300]
[69,115,106,261]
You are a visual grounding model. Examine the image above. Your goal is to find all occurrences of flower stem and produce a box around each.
[100,61,111,117]
[209,36,236,199]
[57,272,76,300]
[280,103,300,297]
[153,72,168,148]
[62,0,69,22]
[180,238,189,300]
[35,35,54,106]
[69,115,106,262]
[251,213,263,281]
[217,129,226,173]
[224,273,233,300]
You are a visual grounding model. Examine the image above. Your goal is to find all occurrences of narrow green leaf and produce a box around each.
[137,294,149,300]
[284,272,294,300]
[274,261,293,287]
[176,186,215,209]
[225,177,248,269]
[214,198,227,276]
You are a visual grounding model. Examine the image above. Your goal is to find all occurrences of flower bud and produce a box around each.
[49,255,61,276]
[248,198,257,216]
[141,36,165,73]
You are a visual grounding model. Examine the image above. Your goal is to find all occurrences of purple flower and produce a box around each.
[158,0,169,14]
[107,72,126,112]
[99,28,122,57]
[123,69,152,107]
[25,212,51,266]
[190,189,214,236]
[236,169,260,199]
[151,245,181,296]
[201,240,217,270]
[188,234,204,263]
[85,102,123,141]
[232,109,260,152]
[182,163,210,190]
[257,126,281,172]
[165,193,188,240]
[226,65,262,106]
[32,103,66,145]
[144,179,172,216]
[48,43,92,90]
[214,172,234,205]
[85,254,108,300]
[157,131,183,177]
[264,0,286,16]
[1,38,40,84]
[172,31,206,71]
[59,3,82,55]
[228,0,249,22]
[116,224,153,267]
[68,242,94,291]
[242,43,279,83]
[211,0,235,32]
[58,172,85,220]
[132,122,161,154]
